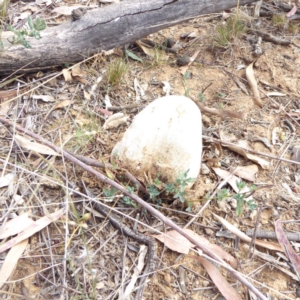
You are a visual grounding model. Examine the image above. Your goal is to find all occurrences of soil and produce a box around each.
[0,1,300,300]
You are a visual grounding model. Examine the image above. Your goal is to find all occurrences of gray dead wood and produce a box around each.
[0,0,256,75]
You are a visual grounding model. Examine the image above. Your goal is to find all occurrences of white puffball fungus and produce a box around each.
[111,95,202,188]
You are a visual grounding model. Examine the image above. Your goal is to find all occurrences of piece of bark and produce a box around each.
[0,0,257,75]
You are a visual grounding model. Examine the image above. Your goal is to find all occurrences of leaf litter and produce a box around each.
[1,1,300,299]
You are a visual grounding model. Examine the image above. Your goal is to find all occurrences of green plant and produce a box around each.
[72,128,96,151]
[152,46,166,66]
[64,119,100,153]
[125,49,143,62]
[216,181,257,216]
[148,184,161,200]
[166,170,195,203]
[103,187,117,200]
[213,15,245,49]
[288,22,298,34]
[147,170,195,207]
[123,185,137,207]
[215,92,226,99]
[107,58,128,86]
[0,0,9,49]
[272,14,287,30]
[183,71,192,97]
[7,16,46,48]
[67,201,98,299]
[198,92,206,102]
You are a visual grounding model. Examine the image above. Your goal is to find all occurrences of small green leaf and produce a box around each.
[103,187,117,198]
[148,185,160,200]
[164,183,175,193]
[236,180,246,190]
[27,16,34,30]
[125,50,143,62]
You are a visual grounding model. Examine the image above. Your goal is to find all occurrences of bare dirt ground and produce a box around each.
[1,1,300,300]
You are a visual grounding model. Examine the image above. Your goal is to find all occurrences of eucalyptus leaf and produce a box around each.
[125,50,143,62]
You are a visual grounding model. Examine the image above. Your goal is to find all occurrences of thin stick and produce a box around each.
[247,205,263,259]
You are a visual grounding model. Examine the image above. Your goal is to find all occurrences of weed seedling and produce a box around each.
[213,15,245,50]
[216,180,257,216]
[103,187,117,201]
[272,14,287,30]
[8,16,46,48]
[288,22,298,34]
[0,0,9,49]
[123,185,137,207]
[198,92,206,102]
[148,170,195,206]
[107,58,128,86]
[183,71,192,97]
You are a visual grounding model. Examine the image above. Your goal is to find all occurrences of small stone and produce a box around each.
[165,38,175,48]
[201,163,210,175]
[204,178,211,184]
[177,55,190,66]
[204,228,214,235]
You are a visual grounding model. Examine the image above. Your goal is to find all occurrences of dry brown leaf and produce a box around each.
[62,68,72,82]
[220,132,270,169]
[0,213,33,239]
[32,94,55,102]
[151,229,193,254]
[0,209,65,253]
[272,127,280,145]
[265,92,286,97]
[194,255,242,300]
[151,229,237,268]
[136,40,169,60]
[240,148,269,169]
[213,214,284,252]
[97,108,113,116]
[275,219,300,281]
[45,99,74,119]
[281,183,298,201]
[0,238,30,288]
[0,173,15,188]
[0,99,11,116]
[103,113,129,129]
[71,65,87,77]
[254,0,263,17]
[286,4,297,18]
[84,90,91,101]
[0,87,28,99]
[230,73,249,95]
[245,61,263,107]
[71,66,88,84]
[73,76,88,84]
[212,168,252,196]
[229,165,258,182]
[14,135,60,156]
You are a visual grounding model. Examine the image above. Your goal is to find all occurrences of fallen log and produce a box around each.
[0,0,256,75]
